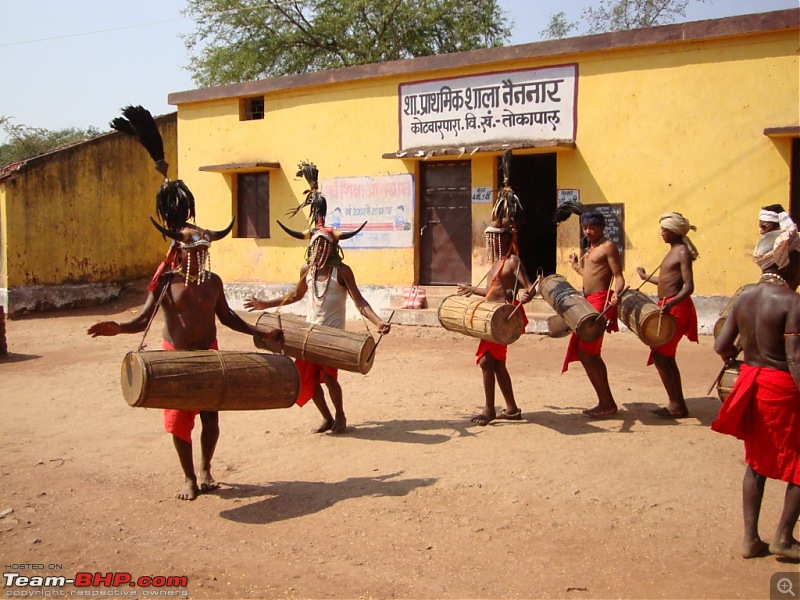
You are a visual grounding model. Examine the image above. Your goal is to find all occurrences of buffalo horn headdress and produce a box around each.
[276,220,367,242]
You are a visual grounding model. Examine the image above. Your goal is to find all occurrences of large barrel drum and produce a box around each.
[617,289,676,347]
[717,360,742,403]
[539,274,606,342]
[713,285,755,339]
[121,350,299,410]
[437,295,525,345]
[254,312,376,374]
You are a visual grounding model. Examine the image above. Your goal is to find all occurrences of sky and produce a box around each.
[0,0,796,141]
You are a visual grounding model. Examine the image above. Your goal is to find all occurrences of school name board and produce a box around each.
[321,174,415,249]
[399,64,577,150]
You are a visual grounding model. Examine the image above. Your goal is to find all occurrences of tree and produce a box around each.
[183,0,511,87]
[541,0,707,40]
[0,117,101,166]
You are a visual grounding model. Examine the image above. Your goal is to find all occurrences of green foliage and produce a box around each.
[0,116,101,166]
[183,0,511,86]
[541,0,706,40]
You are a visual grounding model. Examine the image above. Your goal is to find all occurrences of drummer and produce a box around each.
[635,212,699,419]
[712,221,800,560]
[88,222,284,501]
[245,223,391,435]
[565,210,625,418]
[457,220,538,426]
[88,107,283,501]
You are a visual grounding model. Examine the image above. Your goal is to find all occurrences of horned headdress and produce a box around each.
[278,161,366,269]
[111,105,233,285]
[485,149,523,262]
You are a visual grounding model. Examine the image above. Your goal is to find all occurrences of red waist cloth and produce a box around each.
[295,358,338,407]
[711,364,800,484]
[647,296,698,365]
[562,290,619,373]
[161,339,219,444]
[475,302,529,363]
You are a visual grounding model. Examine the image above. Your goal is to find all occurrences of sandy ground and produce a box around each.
[1,288,798,600]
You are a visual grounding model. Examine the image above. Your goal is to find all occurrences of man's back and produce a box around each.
[733,284,796,371]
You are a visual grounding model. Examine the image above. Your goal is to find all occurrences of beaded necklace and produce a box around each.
[759,272,788,287]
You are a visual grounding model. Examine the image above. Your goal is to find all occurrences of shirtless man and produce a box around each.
[565,211,625,417]
[457,224,538,426]
[245,224,391,434]
[712,223,800,560]
[636,213,699,418]
[88,222,284,500]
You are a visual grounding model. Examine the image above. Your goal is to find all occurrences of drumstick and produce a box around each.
[636,265,661,291]
[276,311,284,355]
[594,285,629,321]
[504,259,524,321]
[366,310,394,363]
[465,272,489,297]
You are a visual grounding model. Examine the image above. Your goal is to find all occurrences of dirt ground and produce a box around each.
[1,288,797,600]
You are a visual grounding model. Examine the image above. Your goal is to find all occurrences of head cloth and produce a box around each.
[753,212,800,270]
[580,211,605,228]
[660,212,699,260]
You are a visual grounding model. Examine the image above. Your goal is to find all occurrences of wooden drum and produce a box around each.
[437,295,525,345]
[713,285,755,339]
[255,312,376,374]
[717,360,742,403]
[120,350,299,410]
[539,274,606,342]
[617,289,676,347]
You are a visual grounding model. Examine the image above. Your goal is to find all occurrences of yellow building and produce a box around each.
[0,113,177,315]
[168,10,799,330]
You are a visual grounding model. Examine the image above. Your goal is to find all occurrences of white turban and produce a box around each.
[753,212,800,270]
[759,209,781,223]
[659,213,699,260]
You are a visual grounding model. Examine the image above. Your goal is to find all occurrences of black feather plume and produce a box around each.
[156,180,196,233]
[553,199,586,224]
[110,105,167,175]
[287,161,327,226]
[492,149,522,227]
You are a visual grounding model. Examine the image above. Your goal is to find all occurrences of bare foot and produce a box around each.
[331,413,347,434]
[176,478,199,501]
[198,468,219,493]
[741,538,769,558]
[470,410,496,426]
[314,418,334,433]
[583,405,618,418]
[496,407,522,421]
[769,540,800,560]
[652,406,689,419]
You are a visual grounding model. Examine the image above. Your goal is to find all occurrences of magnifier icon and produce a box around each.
[778,578,796,597]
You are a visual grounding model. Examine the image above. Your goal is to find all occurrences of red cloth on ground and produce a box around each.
[475,302,529,363]
[295,358,338,407]
[562,290,618,373]
[647,296,699,365]
[711,364,800,485]
[161,339,219,444]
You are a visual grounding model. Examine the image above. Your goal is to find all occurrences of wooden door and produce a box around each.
[419,161,472,285]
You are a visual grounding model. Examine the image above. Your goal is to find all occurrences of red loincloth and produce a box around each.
[161,339,219,444]
[476,302,529,364]
[711,364,800,484]
[562,290,618,373]
[647,296,699,365]
[295,358,338,407]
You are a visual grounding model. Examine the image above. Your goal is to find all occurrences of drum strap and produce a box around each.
[137,275,171,352]
[300,325,317,361]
